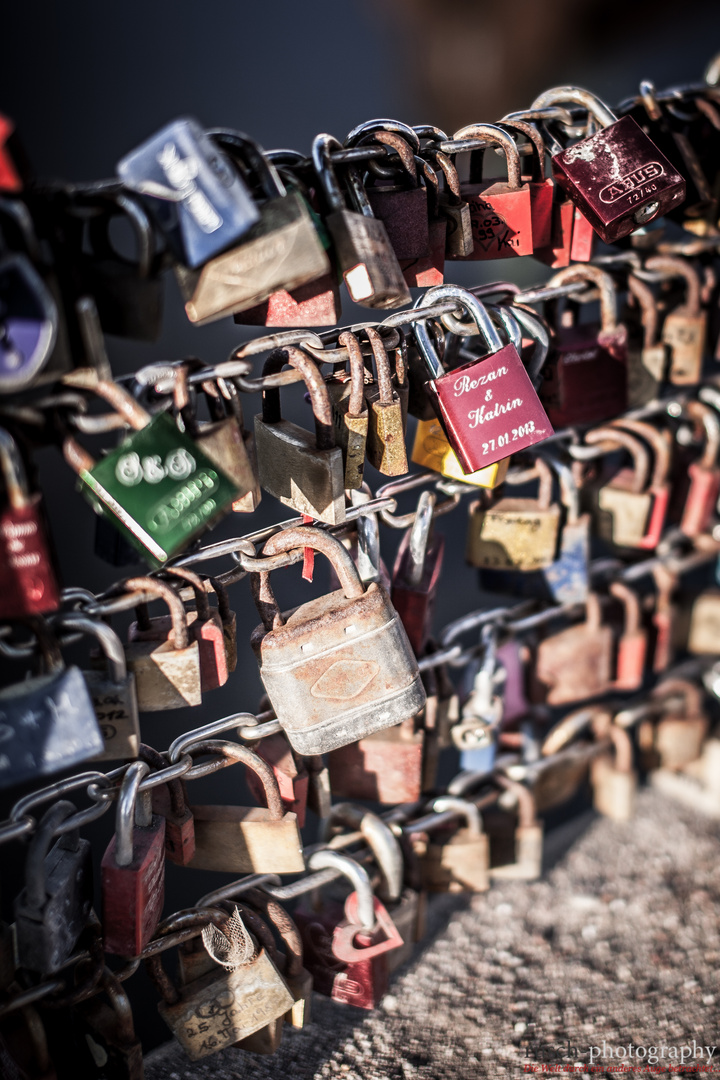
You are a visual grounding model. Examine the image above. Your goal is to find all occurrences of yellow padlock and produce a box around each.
[411,418,509,488]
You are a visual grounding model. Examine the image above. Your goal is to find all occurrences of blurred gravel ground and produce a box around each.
[145,787,720,1079]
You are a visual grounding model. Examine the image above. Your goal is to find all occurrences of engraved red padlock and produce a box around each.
[101,762,165,957]
[412,286,553,475]
[449,124,534,259]
[0,428,60,618]
[531,87,686,243]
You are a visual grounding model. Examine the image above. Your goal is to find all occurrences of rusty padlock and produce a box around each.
[533,593,613,706]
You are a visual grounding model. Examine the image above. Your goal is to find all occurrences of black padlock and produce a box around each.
[14,800,93,974]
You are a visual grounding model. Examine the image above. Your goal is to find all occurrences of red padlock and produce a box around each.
[246,731,309,828]
[610,582,647,692]
[399,156,446,288]
[101,761,165,957]
[448,124,534,260]
[164,567,228,692]
[680,401,720,537]
[363,131,431,263]
[0,428,60,619]
[391,489,444,656]
[498,119,554,250]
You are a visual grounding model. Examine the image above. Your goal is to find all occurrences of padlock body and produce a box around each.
[285,967,313,1028]
[656,716,708,770]
[550,116,686,243]
[596,483,652,549]
[428,343,553,474]
[528,178,554,249]
[327,720,425,804]
[188,805,304,873]
[254,415,345,525]
[400,217,446,287]
[540,514,591,605]
[364,393,408,476]
[246,732,309,827]
[294,902,390,1010]
[83,670,140,761]
[125,634,202,711]
[614,631,647,691]
[422,830,490,893]
[439,196,474,257]
[681,463,720,537]
[449,182,533,259]
[534,622,613,706]
[539,323,628,428]
[367,185,430,260]
[15,837,93,974]
[101,816,166,956]
[534,196,574,268]
[79,411,239,567]
[663,310,707,385]
[411,418,510,487]
[158,950,293,1061]
[687,591,720,654]
[467,498,561,571]
[391,531,445,655]
[591,756,636,821]
[0,666,103,790]
[237,270,342,327]
[386,889,424,972]
[178,191,330,324]
[569,207,595,261]
[0,499,60,618]
[251,581,426,756]
[325,209,411,309]
[627,341,667,408]
[194,416,262,511]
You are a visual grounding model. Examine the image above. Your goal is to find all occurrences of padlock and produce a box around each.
[0,619,103,790]
[539,265,628,428]
[188,740,305,873]
[679,401,720,537]
[610,417,672,549]
[532,709,599,811]
[468,458,560,572]
[312,134,410,309]
[450,624,504,757]
[0,113,27,191]
[58,614,140,762]
[533,593,613,706]
[422,143,474,257]
[146,909,293,1061]
[398,155,446,287]
[138,743,196,867]
[124,577,202,710]
[652,679,708,771]
[610,582,647,692]
[176,131,330,323]
[246,731,309,828]
[448,124,534,259]
[0,252,59,393]
[625,272,668,407]
[358,129,431,261]
[587,425,653,550]
[164,566,228,692]
[412,285,553,474]
[540,456,591,605]
[391,490,445,655]
[530,86,686,243]
[295,849,403,1010]
[236,148,342,327]
[651,563,677,674]
[251,526,425,755]
[363,326,408,476]
[533,188,575,268]
[101,760,166,957]
[687,589,720,655]
[498,119,554,250]
[411,417,511,490]
[54,967,144,1080]
[117,116,260,269]
[0,428,59,619]
[419,797,490,893]
[174,902,281,991]
[80,190,164,341]
[63,378,239,567]
[254,345,345,525]
[14,801,92,974]
[325,330,369,491]
[647,255,707,385]
[620,80,716,224]
[176,370,262,514]
[448,770,543,880]
[590,719,637,823]
[328,713,425,805]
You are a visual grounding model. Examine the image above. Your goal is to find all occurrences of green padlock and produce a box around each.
[63,379,239,566]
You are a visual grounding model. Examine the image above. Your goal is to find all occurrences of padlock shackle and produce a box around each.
[165,566,212,622]
[364,326,395,406]
[685,401,720,468]
[207,128,287,201]
[115,760,151,867]
[541,707,596,756]
[432,796,483,836]
[122,577,191,650]
[584,426,651,494]
[529,86,618,129]
[214,900,280,964]
[424,148,462,202]
[544,454,580,525]
[611,418,671,490]
[493,774,538,829]
[252,527,365,632]
[311,133,347,214]
[307,849,376,931]
[336,331,368,419]
[497,120,547,183]
[406,489,435,585]
[547,264,619,334]
[510,304,550,386]
[186,740,286,820]
[260,346,335,451]
[345,118,421,156]
[95,968,139,1046]
[609,581,642,636]
[627,274,660,351]
[325,803,404,902]
[650,677,704,720]
[24,800,77,912]
[363,130,419,184]
[451,123,523,189]
[56,613,128,683]
[0,427,31,511]
[645,255,702,316]
[412,285,504,379]
[243,888,305,977]
[144,906,232,1004]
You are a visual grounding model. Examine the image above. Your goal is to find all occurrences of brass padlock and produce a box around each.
[626,273,668,406]
[590,716,637,822]
[533,593,613,706]
[467,457,560,571]
[588,425,653,549]
[652,679,708,771]
[254,345,345,524]
[647,255,707,385]
[363,326,408,476]
[188,740,305,873]
[123,577,202,710]
[687,589,720,655]
[420,796,490,893]
[324,330,369,491]
[609,417,672,549]
[449,770,543,881]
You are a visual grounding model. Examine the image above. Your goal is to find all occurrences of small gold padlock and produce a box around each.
[466,457,560,570]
